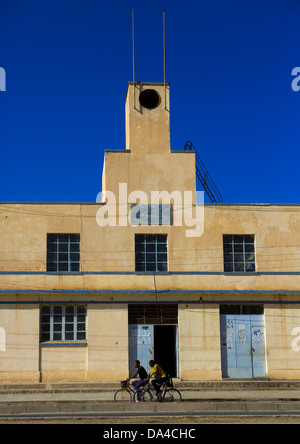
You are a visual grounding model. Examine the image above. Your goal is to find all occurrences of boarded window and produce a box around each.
[131,204,172,226]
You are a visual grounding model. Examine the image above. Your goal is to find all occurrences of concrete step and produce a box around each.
[1,379,300,394]
[1,398,300,416]
[1,387,300,416]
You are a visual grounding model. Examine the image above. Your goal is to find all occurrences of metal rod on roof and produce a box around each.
[163,9,166,109]
[132,8,136,109]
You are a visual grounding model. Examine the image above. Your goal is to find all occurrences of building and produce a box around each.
[1,81,300,382]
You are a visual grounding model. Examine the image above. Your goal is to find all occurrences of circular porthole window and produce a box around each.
[139,89,161,110]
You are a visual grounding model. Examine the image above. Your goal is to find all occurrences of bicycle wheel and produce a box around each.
[114,389,132,402]
[163,388,182,402]
[133,389,153,402]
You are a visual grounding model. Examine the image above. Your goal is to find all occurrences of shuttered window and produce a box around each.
[128,304,178,325]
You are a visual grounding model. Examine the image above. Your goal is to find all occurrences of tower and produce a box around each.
[125,82,170,154]
[100,9,196,201]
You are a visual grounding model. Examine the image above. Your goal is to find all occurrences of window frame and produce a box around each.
[40,305,87,343]
[47,233,80,272]
[223,234,256,273]
[135,234,168,273]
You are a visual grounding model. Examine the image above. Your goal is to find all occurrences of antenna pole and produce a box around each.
[163,9,166,109]
[132,8,136,109]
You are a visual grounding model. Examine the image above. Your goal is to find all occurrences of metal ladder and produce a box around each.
[184,140,223,203]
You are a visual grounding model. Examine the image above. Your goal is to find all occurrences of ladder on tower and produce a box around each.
[184,141,223,204]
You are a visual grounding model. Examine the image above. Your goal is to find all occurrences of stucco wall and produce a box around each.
[0,303,39,382]
[178,304,222,380]
[87,304,128,381]
[265,304,300,379]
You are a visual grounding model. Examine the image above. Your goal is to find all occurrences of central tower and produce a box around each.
[125,82,171,155]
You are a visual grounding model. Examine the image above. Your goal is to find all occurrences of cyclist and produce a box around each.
[146,360,168,398]
[126,360,148,393]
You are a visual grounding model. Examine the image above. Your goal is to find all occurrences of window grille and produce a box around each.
[47,234,80,272]
[128,304,178,325]
[223,235,255,273]
[40,305,86,342]
[135,234,168,272]
[220,305,264,315]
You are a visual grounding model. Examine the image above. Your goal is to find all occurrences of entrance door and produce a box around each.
[221,313,266,378]
[128,305,179,377]
[129,325,154,376]
[129,325,154,375]
[129,324,178,377]
[251,326,266,378]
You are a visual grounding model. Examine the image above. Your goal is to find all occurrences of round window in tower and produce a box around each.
[139,89,161,110]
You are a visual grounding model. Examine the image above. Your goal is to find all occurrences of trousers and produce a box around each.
[151,377,168,395]
[132,379,147,391]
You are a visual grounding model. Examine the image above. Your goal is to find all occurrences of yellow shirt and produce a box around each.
[149,364,167,379]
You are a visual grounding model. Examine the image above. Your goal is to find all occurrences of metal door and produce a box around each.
[129,325,154,376]
[251,326,266,378]
[221,315,266,378]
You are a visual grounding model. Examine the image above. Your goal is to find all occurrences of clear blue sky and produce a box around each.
[0,0,299,203]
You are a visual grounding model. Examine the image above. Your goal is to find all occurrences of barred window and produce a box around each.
[129,304,178,324]
[40,305,86,342]
[220,305,264,315]
[135,234,168,272]
[47,234,80,272]
[223,235,256,273]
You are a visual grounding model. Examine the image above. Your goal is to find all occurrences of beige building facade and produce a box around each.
[1,82,300,382]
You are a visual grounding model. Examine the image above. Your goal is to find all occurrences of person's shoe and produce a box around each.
[135,400,140,403]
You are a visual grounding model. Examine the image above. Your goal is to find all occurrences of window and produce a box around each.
[131,204,172,226]
[47,234,80,272]
[129,304,178,325]
[135,234,168,272]
[40,305,86,342]
[220,305,264,315]
[223,235,255,272]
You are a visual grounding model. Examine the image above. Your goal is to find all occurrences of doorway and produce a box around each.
[154,325,177,377]
[128,304,178,377]
[220,305,266,378]
[128,324,178,377]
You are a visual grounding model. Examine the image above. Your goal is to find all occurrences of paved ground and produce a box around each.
[1,381,300,423]
[2,388,300,403]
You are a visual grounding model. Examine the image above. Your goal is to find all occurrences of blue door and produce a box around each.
[251,325,267,378]
[221,314,266,378]
[129,325,154,376]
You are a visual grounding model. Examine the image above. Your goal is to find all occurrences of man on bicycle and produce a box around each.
[146,360,168,398]
[126,360,148,392]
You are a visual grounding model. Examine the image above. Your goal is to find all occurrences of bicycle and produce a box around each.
[114,380,135,402]
[133,382,153,402]
[133,376,182,403]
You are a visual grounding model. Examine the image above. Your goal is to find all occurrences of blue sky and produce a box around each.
[0,0,299,204]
